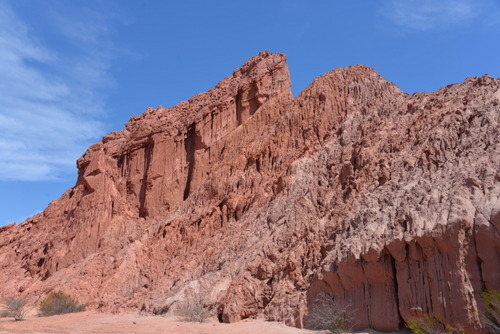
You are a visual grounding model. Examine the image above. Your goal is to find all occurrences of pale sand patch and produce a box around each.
[0,311,408,334]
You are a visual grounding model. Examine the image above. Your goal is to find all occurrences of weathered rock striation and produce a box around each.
[0,51,499,333]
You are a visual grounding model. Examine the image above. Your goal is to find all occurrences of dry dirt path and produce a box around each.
[0,311,408,334]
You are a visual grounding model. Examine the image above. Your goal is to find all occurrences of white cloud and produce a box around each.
[0,2,116,181]
[382,0,499,31]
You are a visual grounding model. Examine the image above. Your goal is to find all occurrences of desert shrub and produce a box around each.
[176,296,211,323]
[482,289,500,333]
[305,292,355,334]
[406,313,463,334]
[39,292,85,317]
[0,296,28,321]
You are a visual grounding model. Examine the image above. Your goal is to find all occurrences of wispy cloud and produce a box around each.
[382,0,500,31]
[0,2,116,181]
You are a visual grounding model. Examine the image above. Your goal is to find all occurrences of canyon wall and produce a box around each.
[0,51,498,333]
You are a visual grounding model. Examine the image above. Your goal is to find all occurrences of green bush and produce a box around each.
[39,292,85,317]
[482,289,500,333]
[0,296,28,321]
[406,313,463,334]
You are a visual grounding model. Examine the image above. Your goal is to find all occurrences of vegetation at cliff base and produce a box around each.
[482,289,500,333]
[405,313,463,334]
[0,296,28,321]
[305,292,355,334]
[39,292,85,317]
[175,296,211,323]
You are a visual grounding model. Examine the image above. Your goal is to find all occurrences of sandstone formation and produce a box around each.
[0,51,499,333]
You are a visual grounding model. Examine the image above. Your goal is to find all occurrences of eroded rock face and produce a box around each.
[0,51,498,333]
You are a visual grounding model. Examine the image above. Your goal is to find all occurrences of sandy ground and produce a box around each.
[0,311,407,334]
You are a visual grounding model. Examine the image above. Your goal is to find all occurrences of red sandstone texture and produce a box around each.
[0,51,499,333]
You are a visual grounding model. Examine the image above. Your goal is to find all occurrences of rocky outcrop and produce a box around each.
[0,51,498,333]
[303,73,500,333]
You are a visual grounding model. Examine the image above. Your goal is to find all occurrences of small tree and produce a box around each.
[39,292,85,317]
[0,296,28,321]
[482,289,500,333]
[305,293,355,334]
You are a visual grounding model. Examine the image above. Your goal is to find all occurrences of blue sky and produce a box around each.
[1,0,499,226]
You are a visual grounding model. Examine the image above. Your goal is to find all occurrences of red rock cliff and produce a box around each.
[0,51,498,333]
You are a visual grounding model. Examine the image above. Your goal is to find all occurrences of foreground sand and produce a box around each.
[0,311,407,334]
[0,311,311,334]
